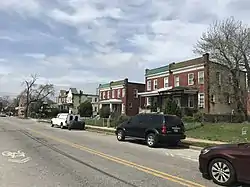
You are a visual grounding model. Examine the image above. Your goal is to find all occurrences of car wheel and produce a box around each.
[209,158,236,186]
[116,130,125,141]
[60,123,64,129]
[146,133,158,148]
[51,122,54,127]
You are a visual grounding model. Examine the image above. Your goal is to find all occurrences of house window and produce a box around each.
[112,89,115,98]
[107,91,110,99]
[122,88,125,97]
[95,98,98,102]
[198,93,205,108]
[188,73,194,85]
[198,71,204,84]
[117,89,121,98]
[216,72,221,85]
[174,76,179,87]
[188,95,194,108]
[226,94,231,104]
[147,80,151,91]
[129,103,133,108]
[153,79,158,90]
[134,89,138,98]
[146,97,151,106]
[164,77,169,88]
[103,92,106,99]
[173,97,181,107]
[94,107,97,112]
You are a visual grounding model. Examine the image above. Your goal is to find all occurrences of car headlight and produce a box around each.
[201,148,210,155]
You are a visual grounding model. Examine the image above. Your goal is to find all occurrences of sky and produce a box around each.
[0,0,249,97]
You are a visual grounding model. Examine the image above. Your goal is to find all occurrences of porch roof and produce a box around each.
[138,86,173,97]
[99,99,122,104]
[138,86,198,97]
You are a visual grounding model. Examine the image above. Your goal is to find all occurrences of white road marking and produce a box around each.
[2,150,31,164]
[2,150,25,158]
[8,157,32,163]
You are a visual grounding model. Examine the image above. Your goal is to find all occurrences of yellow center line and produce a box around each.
[27,128,205,187]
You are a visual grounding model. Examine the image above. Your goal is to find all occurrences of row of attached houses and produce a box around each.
[98,53,248,116]
[55,53,248,117]
[139,53,247,115]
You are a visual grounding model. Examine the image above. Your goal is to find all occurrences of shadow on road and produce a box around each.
[125,139,189,149]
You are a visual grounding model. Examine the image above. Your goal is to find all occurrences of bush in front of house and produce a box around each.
[110,114,131,128]
[164,98,182,117]
[78,101,93,117]
[99,106,111,118]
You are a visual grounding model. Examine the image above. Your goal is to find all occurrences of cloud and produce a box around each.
[0,0,41,15]
[0,0,249,97]
[24,53,46,59]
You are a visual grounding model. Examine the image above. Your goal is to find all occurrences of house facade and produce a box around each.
[56,88,99,116]
[98,78,145,116]
[139,53,247,115]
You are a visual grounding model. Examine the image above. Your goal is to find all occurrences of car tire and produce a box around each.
[60,123,64,129]
[51,122,54,127]
[146,133,158,148]
[209,158,236,186]
[116,130,125,141]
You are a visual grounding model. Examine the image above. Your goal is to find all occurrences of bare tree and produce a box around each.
[193,17,250,116]
[22,75,55,118]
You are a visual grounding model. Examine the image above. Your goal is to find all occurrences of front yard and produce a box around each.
[185,122,250,143]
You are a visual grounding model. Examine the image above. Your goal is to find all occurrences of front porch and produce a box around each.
[99,99,124,115]
[139,87,198,115]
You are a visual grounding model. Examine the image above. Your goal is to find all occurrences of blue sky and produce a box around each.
[0,0,249,96]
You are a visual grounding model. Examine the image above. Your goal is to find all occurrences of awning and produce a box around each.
[99,99,122,104]
[138,90,159,97]
[138,86,173,97]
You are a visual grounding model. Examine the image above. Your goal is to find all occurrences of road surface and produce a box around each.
[0,117,223,187]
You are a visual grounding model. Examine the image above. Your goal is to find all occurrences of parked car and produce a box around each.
[115,113,186,147]
[51,113,81,129]
[0,113,7,117]
[68,119,85,130]
[199,143,250,186]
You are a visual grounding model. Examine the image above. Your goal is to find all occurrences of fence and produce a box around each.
[84,118,114,127]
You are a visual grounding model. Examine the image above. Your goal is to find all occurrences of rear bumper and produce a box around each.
[158,134,186,143]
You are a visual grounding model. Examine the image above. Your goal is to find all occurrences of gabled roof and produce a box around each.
[69,88,78,94]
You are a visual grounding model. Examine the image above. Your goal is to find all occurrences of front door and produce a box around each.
[124,115,140,137]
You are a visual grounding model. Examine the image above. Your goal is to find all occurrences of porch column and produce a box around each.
[122,104,125,114]
[109,103,112,112]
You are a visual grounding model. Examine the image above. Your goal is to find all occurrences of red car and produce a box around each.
[199,143,250,186]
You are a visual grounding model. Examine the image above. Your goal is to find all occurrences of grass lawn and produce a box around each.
[186,122,250,143]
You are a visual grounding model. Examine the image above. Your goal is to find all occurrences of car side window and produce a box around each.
[69,115,73,121]
[130,116,139,125]
[74,116,78,121]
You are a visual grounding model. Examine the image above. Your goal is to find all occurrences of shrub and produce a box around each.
[182,116,195,123]
[164,98,182,117]
[78,101,93,117]
[99,106,110,118]
[193,112,204,122]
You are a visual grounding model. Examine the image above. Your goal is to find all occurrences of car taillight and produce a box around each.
[161,124,167,134]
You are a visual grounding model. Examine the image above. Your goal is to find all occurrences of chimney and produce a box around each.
[203,53,209,63]
[124,78,128,83]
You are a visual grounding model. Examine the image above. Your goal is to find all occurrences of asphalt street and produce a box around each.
[0,117,221,187]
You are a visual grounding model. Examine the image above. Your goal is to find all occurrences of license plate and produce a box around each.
[174,129,178,132]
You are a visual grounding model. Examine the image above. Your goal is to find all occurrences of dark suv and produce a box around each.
[115,113,186,147]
